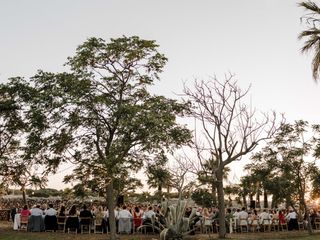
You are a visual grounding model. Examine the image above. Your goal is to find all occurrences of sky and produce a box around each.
[1,0,319,190]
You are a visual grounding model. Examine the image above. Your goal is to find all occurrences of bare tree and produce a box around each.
[183,74,279,238]
[169,155,197,200]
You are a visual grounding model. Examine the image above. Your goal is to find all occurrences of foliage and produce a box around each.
[191,188,213,207]
[29,36,192,239]
[0,78,50,203]
[298,1,320,81]
[146,151,172,195]
[159,199,196,240]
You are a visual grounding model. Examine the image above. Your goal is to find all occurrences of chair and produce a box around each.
[44,215,58,232]
[19,215,29,231]
[118,218,132,234]
[57,216,66,233]
[298,221,305,231]
[133,217,142,232]
[80,217,92,234]
[250,219,259,232]
[271,219,279,231]
[239,218,248,233]
[315,218,320,230]
[94,217,104,234]
[27,215,45,232]
[66,216,79,234]
[139,215,156,234]
[203,218,213,234]
[261,219,270,232]
[280,221,288,231]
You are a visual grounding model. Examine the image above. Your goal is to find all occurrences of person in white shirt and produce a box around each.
[233,208,240,228]
[286,209,298,230]
[31,204,43,216]
[259,209,270,224]
[118,206,133,219]
[118,206,132,234]
[239,207,249,220]
[45,204,57,216]
[142,206,155,224]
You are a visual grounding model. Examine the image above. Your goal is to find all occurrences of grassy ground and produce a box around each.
[1,221,320,240]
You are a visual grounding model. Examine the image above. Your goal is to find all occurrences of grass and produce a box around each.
[1,221,320,240]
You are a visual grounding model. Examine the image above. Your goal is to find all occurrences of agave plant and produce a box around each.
[159,199,197,240]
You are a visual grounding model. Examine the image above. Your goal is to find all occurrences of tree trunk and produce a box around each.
[107,180,117,240]
[242,194,247,207]
[300,191,313,235]
[263,190,268,209]
[256,187,260,208]
[216,167,226,238]
[211,184,217,206]
[21,186,27,206]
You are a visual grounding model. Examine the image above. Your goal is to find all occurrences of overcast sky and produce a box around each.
[1,0,319,190]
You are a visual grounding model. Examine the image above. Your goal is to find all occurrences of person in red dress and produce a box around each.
[133,206,142,231]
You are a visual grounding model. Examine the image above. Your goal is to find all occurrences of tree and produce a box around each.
[298,1,320,81]
[197,158,230,206]
[31,36,191,239]
[183,75,278,238]
[0,78,49,204]
[146,151,172,200]
[269,120,320,234]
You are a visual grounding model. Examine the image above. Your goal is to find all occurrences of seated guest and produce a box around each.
[44,204,58,231]
[239,207,248,221]
[58,205,66,216]
[29,205,45,232]
[79,204,93,226]
[259,209,271,224]
[278,210,286,225]
[133,206,142,231]
[65,205,79,233]
[118,205,132,234]
[21,205,31,217]
[68,205,78,216]
[142,206,155,224]
[31,204,44,216]
[45,204,57,216]
[286,209,299,231]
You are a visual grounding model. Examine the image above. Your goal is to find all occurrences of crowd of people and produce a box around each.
[1,196,320,234]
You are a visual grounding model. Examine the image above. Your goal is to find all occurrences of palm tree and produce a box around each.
[298,1,320,81]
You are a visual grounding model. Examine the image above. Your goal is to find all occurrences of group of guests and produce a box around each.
[12,203,165,233]
[196,206,320,232]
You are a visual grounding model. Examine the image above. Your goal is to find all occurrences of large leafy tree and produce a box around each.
[298,1,320,81]
[0,78,49,204]
[183,75,278,238]
[31,36,191,239]
[271,120,320,234]
[247,120,320,234]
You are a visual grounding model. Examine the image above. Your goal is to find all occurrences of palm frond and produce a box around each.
[298,28,320,39]
[299,1,320,14]
[311,43,320,79]
[300,34,320,53]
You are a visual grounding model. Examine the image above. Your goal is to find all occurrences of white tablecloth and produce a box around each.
[13,213,20,230]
